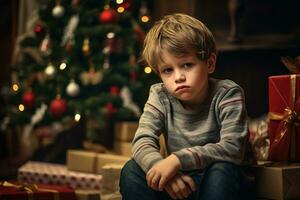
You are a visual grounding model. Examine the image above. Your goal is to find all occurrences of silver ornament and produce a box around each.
[66,79,80,97]
[52,5,65,18]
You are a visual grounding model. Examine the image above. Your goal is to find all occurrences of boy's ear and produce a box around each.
[207,53,216,74]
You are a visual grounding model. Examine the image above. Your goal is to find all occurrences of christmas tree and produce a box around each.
[1,0,155,152]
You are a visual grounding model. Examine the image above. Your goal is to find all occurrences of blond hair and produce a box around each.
[142,13,216,73]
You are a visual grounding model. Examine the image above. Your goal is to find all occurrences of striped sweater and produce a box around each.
[132,78,251,173]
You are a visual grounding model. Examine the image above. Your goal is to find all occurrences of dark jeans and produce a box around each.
[119,159,255,200]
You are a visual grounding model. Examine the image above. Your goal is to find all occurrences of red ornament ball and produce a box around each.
[105,103,117,118]
[34,24,46,38]
[99,9,117,24]
[109,86,120,96]
[50,97,67,118]
[22,90,36,108]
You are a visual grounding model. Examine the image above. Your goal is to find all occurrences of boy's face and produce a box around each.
[158,51,216,109]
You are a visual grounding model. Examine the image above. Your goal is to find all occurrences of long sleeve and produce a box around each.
[132,80,251,173]
[172,85,249,171]
[131,84,166,172]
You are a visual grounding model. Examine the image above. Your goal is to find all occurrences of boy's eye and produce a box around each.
[183,63,193,68]
[162,68,173,74]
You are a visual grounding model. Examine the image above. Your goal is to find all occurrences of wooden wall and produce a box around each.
[0,0,17,88]
[153,0,197,19]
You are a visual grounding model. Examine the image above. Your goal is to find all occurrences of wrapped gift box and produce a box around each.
[67,150,99,173]
[101,164,123,194]
[67,150,130,173]
[114,135,168,158]
[101,192,122,200]
[75,189,101,200]
[18,161,102,190]
[268,74,300,161]
[113,141,132,157]
[114,122,138,142]
[0,181,76,200]
[254,162,300,200]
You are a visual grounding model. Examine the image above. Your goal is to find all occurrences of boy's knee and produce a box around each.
[121,159,138,175]
[204,162,242,185]
[200,162,243,200]
[120,159,145,189]
[120,159,138,182]
[207,162,239,175]
[120,159,155,199]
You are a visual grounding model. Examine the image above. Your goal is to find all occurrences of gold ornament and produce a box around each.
[80,68,103,85]
[82,37,90,56]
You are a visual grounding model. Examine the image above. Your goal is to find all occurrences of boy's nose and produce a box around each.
[175,70,186,83]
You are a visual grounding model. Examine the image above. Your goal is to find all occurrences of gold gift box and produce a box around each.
[67,150,130,174]
[101,164,123,194]
[75,189,101,200]
[113,141,132,157]
[255,162,300,200]
[114,122,138,142]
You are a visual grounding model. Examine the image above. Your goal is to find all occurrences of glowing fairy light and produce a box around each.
[141,15,149,23]
[144,66,152,74]
[19,104,25,111]
[59,62,67,70]
[12,83,19,92]
[74,113,81,122]
[117,6,125,13]
[116,0,123,4]
[107,32,115,39]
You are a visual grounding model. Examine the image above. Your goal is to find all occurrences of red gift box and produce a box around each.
[0,181,76,200]
[268,74,300,162]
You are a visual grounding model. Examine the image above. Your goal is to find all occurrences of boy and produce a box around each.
[120,13,253,200]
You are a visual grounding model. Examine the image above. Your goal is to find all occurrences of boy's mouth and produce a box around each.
[175,85,190,92]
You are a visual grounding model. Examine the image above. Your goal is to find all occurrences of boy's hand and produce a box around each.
[165,174,196,199]
[146,154,180,191]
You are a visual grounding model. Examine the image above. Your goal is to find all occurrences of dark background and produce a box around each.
[1,0,300,117]
[154,0,300,117]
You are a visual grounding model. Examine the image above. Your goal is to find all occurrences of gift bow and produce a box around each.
[269,74,300,161]
[0,181,59,200]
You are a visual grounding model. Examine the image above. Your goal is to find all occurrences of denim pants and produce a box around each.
[119,159,254,200]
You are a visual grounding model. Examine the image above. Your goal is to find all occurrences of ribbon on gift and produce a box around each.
[268,74,300,161]
[0,181,59,200]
